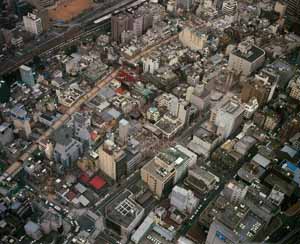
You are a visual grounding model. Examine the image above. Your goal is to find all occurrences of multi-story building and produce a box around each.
[0,122,14,146]
[119,119,129,145]
[129,13,144,36]
[223,180,248,204]
[170,186,199,214]
[241,75,277,107]
[188,127,222,158]
[205,206,264,244]
[97,139,126,181]
[53,125,83,168]
[23,13,43,35]
[72,112,93,150]
[105,190,144,243]
[19,65,35,86]
[11,104,32,138]
[142,56,160,74]
[288,75,300,100]
[111,14,129,43]
[176,0,194,11]
[228,40,265,76]
[141,146,195,198]
[179,27,208,51]
[210,96,245,139]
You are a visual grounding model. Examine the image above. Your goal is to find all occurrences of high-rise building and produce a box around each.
[141,146,195,198]
[223,180,248,204]
[228,40,265,76]
[210,96,245,139]
[176,0,194,11]
[129,13,144,36]
[19,65,35,86]
[23,13,43,35]
[53,125,83,168]
[111,14,129,43]
[97,139,126,181]
[119,119,129,145]
[241,75,277,107]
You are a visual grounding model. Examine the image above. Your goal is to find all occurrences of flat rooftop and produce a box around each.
[105,190,143,228]
[194,127,219,143]
[232,45,265,63]
[157,147,189,166]
[142,158,175,182]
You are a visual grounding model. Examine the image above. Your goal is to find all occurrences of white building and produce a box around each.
[228,40,265,76]
[211,96,245,139]
[142,57,160,74]
[119,119,129,144]
[23,13,43,35]
[170,186,199,214]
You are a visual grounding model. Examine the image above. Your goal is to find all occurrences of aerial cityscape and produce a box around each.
[0,0,300,243]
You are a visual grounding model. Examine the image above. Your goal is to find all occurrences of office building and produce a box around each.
[141,154,175,199]
[19,65,35,86]
[11,105,32,138]
[111,14,129,43]
[131,213,155,244]
[130,13,144,36]
[23,13,43,35]
[53,125,83,168]
[206,207,264,244]
[170,186,199,214]
[186,166,219,192]
[119,119,129,145]
[0,122,14,146]
[176,0,194,11]
[73,112,93,150]
[241,76,277,107]
[228,40,265,76]
[210,96,245,139]
[223,180,248,204]
[141,146,195,198]
[105,190,144,243]
[188,127,222,158]
[97,139,126,181]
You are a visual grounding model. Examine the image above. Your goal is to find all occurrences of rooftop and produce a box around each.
[232,43,265,63]
[105,190,144,228]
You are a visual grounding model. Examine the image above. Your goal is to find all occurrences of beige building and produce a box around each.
[97,140,126,181]
[179,27,208,51]
[289,76,300,101]
[141,156,175,199]
[228,40,265,76]
[141,146,195,198]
